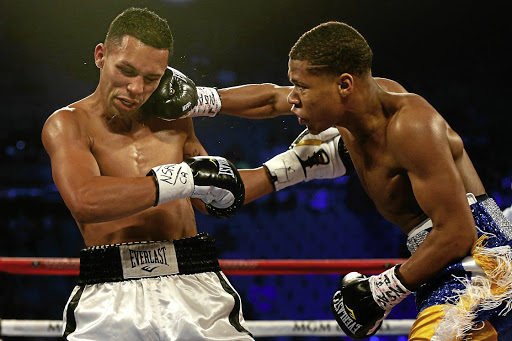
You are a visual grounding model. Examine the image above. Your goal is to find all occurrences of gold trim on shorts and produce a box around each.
[408,305,498,340]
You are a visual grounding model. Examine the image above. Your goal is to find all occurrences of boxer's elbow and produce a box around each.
[445,231,477,261]
[65,191,104,224]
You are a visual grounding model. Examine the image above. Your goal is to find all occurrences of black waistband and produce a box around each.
[475,193,489,202]
[78,233,221,285]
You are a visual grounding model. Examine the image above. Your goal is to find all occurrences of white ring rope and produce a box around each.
[0,319,414,337]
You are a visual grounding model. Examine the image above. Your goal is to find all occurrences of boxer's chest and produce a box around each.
[343,132,424,228]
[91,125,186,177]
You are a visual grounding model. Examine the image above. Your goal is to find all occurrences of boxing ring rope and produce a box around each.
[0,319,415,337]
[0,257,413,338]
[0,257,405,275]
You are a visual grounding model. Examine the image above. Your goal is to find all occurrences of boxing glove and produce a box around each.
[142,66,198,120]
[331,266,411,339]
[142,66,221,120]
[263,127,354,191]
[148,156,245,218]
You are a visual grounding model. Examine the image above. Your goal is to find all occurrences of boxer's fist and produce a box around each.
[184,156,245,218]
[142,66,198,120]
[331,266,411,339]
[148,156,244,218]
[263,127,354,191]
[331,272,385,339]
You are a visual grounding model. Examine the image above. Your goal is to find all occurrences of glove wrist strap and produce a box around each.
[184,87,221,118]
[147,162,194,205]
[263,150,305,191]
[368,265,412,311]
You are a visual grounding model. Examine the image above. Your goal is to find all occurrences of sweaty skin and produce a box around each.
[218,63,484,289]
[42,35,209,247]
[42,34,274,247]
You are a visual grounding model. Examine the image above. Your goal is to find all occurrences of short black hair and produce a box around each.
[106,7,174,63]
[289,21,372,76]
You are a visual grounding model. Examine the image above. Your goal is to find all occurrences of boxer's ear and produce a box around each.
[94,43,106,69]
[337,73,353,98]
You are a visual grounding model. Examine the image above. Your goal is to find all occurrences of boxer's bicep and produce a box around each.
[42,110,101,206]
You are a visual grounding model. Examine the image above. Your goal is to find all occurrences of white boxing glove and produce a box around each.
[263,127,353,191]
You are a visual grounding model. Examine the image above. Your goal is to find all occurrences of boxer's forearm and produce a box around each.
[239,167,274,204]
[60,176,158,224]
[398,226,475,289]
[217,84,293,119]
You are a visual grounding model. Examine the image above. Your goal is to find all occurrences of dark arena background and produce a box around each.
[0,1,511,340]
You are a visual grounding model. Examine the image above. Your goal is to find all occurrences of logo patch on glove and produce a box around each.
[298,149,330,173]
[215,158,236,178]
[345,305,356,320]
[294,138,322,147]
[332,291,363,335]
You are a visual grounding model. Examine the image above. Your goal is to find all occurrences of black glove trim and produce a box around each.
[262,164,278,192]
[393,264,415,291]
[338,136,355,175]
[146,169,159,207]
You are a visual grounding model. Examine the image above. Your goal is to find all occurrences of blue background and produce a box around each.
[0,0,511,340]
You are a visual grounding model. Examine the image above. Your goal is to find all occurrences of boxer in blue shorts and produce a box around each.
[407,194,512,340]
[151,21,512,339]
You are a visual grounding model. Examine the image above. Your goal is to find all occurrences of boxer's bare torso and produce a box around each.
[42,35,207,247]
[220,76,486,234]
[219,71,485,287]
[338,88,486,233]
[43,99,205,246]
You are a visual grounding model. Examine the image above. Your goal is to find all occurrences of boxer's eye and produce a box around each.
[119,67,136,77]
[144,76,159,84]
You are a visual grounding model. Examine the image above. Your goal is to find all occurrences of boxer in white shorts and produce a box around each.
[41,8,256,340]
[63,234,252,340]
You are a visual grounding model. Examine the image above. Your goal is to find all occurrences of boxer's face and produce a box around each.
[287,59,343,134]
[95,35,168,118]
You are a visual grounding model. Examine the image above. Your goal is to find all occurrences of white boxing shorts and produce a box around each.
[63,233,253,340]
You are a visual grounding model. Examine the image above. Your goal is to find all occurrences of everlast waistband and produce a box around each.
[78,233,221,285]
